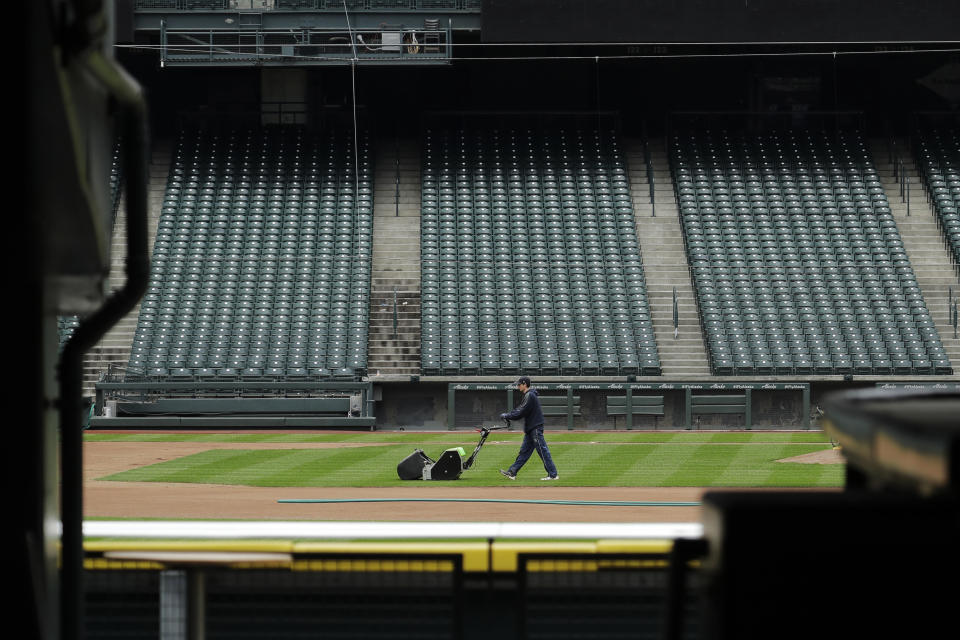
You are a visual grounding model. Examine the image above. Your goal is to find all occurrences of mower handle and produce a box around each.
[477,418,511,433]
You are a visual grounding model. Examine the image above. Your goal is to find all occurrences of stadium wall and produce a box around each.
[482,0,960,44]
[371,380,860,430]
[119,50,957,139]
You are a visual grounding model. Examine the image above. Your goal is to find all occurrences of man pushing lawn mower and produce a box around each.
[499,376,559,481]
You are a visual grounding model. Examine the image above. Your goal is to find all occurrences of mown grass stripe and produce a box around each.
[661,445,718,486]
[713,440,771,486]
[545,442,614,484]
[245,449,345,487]
[762,445,833,486]
[84,431,831,445]
[132,449,293,484]
[637,444,699,486]
[608,444,658,485]
[99,443,843,488]
[250,447,405,487]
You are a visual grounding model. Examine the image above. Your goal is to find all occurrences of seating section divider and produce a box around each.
[915,126,960,275]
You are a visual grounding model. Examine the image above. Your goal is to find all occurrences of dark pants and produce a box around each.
[507,426,558,478]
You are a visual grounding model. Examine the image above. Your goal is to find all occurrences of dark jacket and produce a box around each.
[503,388,545,433]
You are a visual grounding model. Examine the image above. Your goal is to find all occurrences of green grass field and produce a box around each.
[90,431,843,488]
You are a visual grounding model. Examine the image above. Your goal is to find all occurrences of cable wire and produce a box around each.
[114,42,960,63]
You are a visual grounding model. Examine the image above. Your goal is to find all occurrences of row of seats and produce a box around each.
[128,126,372,381]
[58,315,80,352]
[915,127,960,273]
[110,139,123,218]
[112,122,950,383]
[420,126,660,376]
[672,128,952,375]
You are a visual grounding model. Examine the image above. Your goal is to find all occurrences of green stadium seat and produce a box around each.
[671,126,952,376]
[420,124,660,376]
[128,126,373,386]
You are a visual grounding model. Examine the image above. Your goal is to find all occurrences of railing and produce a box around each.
[895,154,911,216]
[666,109,868,148]
[86,546,466,639]
[261,100,308,123]
[393,286,399,339]
[642,137,655,217]
[160,24,452,64]
[888,127,911,218]
[951,298,958,340]
[84,537,712,640]
[395,134,401,217]
[276,0,482,8]
[138,1,481,10]
[672,286,679,339]
[137,1,221,7]
[911,116,960,279]
[420,109,623,133]
[951,288,959,339]
[94,379,376,425]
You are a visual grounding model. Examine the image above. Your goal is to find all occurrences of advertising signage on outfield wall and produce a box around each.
[447,381,813,429]
[450,382,809,391]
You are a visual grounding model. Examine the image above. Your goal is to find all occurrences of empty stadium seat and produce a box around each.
[420,124,660,376]
[128,126,373,382]
[672,126,952,376]
[915,125,960,276]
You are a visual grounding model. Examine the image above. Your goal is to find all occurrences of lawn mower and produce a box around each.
[397,420,511,480]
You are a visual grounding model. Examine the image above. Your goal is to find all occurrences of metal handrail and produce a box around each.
[160,24,452,64]
[951,288,958,340]
[894,154,912,217]
[642,137,655,217]
[906,169,911,216]
[395,134,401,217]
[672,286,679,339]
[953,298,960,340]
[138,1,480,11]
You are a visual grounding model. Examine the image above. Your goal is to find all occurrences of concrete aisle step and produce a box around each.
[627,137,712,377]
[368,137,423,376]
[81,142,171,396]
[871,139,960,375]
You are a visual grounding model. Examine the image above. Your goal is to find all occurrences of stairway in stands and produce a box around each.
[872,139,960,375]
[367,137,422,378]
[80,141,170,397]
[626,138,712,377]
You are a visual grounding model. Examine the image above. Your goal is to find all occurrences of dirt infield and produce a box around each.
[84,440,842,524]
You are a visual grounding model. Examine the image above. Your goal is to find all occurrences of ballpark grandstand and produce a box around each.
[19,1,960,640]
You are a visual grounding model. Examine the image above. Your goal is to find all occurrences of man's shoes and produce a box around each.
[541,475,559,481]
[500,469,516,480]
